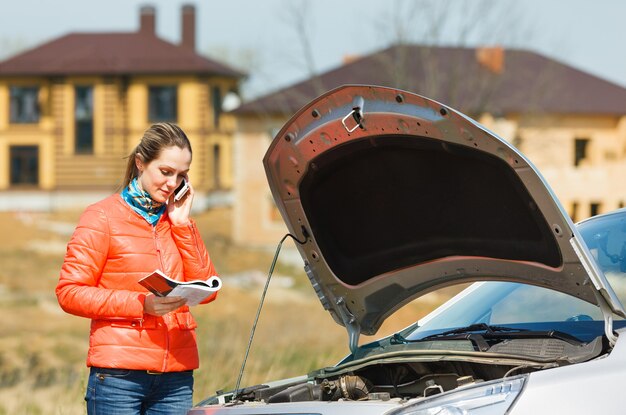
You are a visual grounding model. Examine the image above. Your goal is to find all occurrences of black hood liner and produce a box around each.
[299,135,562,286]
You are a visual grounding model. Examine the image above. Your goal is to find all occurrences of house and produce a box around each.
[0,4,244,210]
[232,44,626,247]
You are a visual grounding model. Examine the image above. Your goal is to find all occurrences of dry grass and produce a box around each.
[0,207,454,414]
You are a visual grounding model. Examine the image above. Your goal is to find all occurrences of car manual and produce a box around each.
[139,269,222,306]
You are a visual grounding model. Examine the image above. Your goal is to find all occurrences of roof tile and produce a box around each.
[235,45,626,116]
[0,33,244,77]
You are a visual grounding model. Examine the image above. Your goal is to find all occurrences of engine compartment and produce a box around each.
[235,359,543,404]
[231,336,606,404]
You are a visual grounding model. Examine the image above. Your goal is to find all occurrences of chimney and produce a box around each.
[342,54,360,65]
[181,4,196,51]
[139,5,156,36]
[476,46,504,74]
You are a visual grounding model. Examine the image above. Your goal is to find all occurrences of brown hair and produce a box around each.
[121,122,192,189]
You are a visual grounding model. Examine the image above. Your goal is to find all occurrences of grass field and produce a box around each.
[0,207,454,414]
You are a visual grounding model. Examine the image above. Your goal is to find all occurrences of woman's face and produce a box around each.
[136,145,191,203]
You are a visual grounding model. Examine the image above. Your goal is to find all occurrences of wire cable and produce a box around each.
[229,232,307,403]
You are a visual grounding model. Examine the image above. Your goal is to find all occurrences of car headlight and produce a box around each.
[387,375,526,415]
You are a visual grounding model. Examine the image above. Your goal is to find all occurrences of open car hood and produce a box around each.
[263,85,625,350]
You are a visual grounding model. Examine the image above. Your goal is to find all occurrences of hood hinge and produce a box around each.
[335,296,361,354]
[596,292,618,348]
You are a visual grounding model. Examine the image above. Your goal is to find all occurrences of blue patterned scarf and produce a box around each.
[121,178,165,226]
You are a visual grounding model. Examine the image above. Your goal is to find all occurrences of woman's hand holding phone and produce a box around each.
[168,177,193,226]
[174,178,189,201]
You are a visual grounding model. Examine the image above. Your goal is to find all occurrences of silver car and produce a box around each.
[190,85,626,414]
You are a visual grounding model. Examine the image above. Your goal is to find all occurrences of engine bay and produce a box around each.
[229,336,606,404]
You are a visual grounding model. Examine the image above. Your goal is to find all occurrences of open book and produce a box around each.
[139,269,222,306]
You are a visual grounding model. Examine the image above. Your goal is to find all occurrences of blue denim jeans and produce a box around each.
[85,367,194,415]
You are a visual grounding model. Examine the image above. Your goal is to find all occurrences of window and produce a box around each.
[149,86,177,122]
[10,146,39,186]
[574,138,589,167]
[10,86,39,123]
[571,202,579,222]
[212,86,222,129]
[212,144,221,189]
[590,202,601,217]
[75,86,94,154]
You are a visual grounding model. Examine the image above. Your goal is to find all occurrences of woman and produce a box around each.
[56,122,217,414]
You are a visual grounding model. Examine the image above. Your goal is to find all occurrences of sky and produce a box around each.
[0,0,625,100]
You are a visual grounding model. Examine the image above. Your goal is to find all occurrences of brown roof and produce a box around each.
[235,45,626,116]
[0,32,244,77]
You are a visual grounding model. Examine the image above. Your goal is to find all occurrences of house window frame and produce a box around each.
[570,201,579,223]
[74,85,94,154]
[590,202,601,217]
[148,85,178,122]
[9,145,39,187]
[212,143,221,189]
[9,85,40,124]
[212,85,222,130]
[574,137,590,167]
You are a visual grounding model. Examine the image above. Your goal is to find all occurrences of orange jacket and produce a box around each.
[56,194,217,372]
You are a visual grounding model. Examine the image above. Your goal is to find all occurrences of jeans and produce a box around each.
[85,367,194,415]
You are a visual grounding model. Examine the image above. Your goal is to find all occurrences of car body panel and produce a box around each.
[509,327,626,413]
[188,400,403,415]
[263,85,624,345]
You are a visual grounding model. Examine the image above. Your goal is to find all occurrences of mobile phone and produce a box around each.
[174,178,189,201]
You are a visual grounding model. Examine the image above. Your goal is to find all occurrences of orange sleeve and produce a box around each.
[170,219,219,305]
[56,206,146,320]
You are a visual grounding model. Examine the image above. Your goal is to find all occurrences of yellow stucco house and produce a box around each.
[232,45,626,247]
[0,4,243,210]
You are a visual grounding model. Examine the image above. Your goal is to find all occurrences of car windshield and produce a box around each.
[578,208,626,301]
[406,210,626,344]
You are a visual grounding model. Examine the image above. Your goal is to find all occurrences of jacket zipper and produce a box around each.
[162,314,170,372]
[154,222,169,372]
[153,225,165,272]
